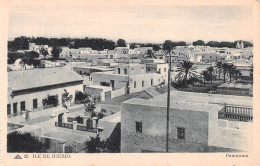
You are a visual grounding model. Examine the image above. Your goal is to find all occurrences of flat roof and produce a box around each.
[115,63,146,67]
[74,66,113,71]
[151,91,253,107]
[123,98,218,112]
[85,85,112,90]
[99,111,121,123]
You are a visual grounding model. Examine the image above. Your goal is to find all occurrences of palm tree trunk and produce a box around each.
[210,72,212,84]
[229,70,232,83]
[223,71,226,83]
[184,73,188,87]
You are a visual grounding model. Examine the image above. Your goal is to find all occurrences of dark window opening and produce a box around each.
[33,99,38,109]
[136,121,142,133]
[177,127,185,140]
[13,103,17,114]
[7,104,11,115]
[20,101,25,111]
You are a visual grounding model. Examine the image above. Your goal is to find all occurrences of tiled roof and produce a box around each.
[8,67,83,91]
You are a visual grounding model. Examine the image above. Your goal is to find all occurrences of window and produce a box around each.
[134,81,136,88]
[86,119,93,128]
[132,68,134,74]
[164,68,166,72]
[118,68,120,74]
[142,80,144,87]
[33,99,38,109]
[158,69,161,74]
[124,68,127,75]
[177,127,185,140]
[7,104,11,115]
[20,101,26,111]
[136,121,142,133]
[151,79,153,85]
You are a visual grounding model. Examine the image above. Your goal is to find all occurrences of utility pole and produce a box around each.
[166,49,171,152]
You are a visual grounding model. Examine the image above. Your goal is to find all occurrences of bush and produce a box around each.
[7,131,50,153]
[75,116,83,124]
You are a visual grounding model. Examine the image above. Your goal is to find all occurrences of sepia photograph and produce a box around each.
[1,0,260,165]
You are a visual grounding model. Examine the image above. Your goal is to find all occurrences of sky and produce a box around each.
[8,5,253,43]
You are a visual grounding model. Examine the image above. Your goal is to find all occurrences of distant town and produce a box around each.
[7,36,253,153]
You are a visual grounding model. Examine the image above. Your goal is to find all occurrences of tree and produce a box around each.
[206,41,220,47]
[227,64,235,83]
[97,109,107,119]
[40,48,49,58]
[206,66,214,84]
[117,39,126,47]
[7,131,50,152]
[144,49,156,59]
[83,134,107,153]
[175,60,198,87]
[200,70,210,86]
[75,91,88,102]
[193,40,205,46]
[222,63,229,83]
[215,61,223,79]
[62,89,73,109]
[51,46,62,58]
[84,95,96,118]
[233,67,241,82]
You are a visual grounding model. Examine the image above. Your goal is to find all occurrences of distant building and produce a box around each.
[91,63,168,94]
[236,41,244,49]
[29,43,52,54]
[7,67,83,116]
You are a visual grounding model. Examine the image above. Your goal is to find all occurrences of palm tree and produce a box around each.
[176,60,198,87]
[233,67,241,82]
[206,66,214,84]
[227,64,235,83]
[222,63,229,83]
[162,40,174,152]
[144,49,156,59]
[200,70,209,86]
[215,61,222,79]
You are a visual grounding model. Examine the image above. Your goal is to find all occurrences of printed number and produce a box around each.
[24,154,28,158]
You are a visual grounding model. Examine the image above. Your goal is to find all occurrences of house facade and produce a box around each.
[7,67,83,116]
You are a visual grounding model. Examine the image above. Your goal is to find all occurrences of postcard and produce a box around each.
[1,0,260,165]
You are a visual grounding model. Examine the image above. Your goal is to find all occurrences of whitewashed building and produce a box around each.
[7,67,83,116]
